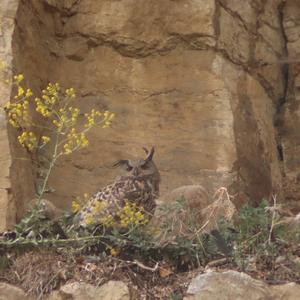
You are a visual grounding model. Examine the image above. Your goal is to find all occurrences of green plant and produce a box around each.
[231,198,299,272]
[1,74,115,245]
[4,75,114,204]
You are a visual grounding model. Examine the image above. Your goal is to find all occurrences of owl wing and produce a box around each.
[75,179,148,228]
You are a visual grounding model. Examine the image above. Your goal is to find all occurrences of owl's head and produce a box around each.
[113,147,160,183]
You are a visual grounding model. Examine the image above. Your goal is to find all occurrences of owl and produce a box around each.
[75,147,160,228]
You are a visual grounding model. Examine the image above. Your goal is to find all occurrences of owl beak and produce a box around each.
[133,167,139,177]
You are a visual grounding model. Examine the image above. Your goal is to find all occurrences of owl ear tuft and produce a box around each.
[142,147,149,154]
[144,147,155,162]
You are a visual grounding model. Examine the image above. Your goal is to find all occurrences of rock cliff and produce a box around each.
[0,0,299,229]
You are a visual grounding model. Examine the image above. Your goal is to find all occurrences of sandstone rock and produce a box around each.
[63,36,88,61]
[63,0,216,56]
[219,0,286,102]
[0,0,296,228]
[271,283,300,300]
[184,271,300,300]
[159,185,212,210]
[0,0,20,231]
[283,0,300,55]
[185,271,270,300]
[28,198,63,220]
[48,281,129,300]
[218,0,256,30]
[260,0,283,30]
[280,0,300,211]
[11,0,280,217]
[44,0,78,12]
[218,7,251,64]
[0,282,28,300]
[253,32,285,102]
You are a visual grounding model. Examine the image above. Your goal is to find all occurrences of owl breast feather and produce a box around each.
[75,177,157,228]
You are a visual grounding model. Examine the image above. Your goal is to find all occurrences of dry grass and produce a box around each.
[1,189,299,299]
[1,249,195,299]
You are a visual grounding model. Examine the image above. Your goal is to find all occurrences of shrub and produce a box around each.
[4,75,114,202]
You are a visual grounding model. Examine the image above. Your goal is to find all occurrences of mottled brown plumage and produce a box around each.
[75,147,160,228]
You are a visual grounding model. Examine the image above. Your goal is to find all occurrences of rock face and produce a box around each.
[0,0,23,231]
[0,0,299,226]
[185,271,300,300]
[281,0,300,211]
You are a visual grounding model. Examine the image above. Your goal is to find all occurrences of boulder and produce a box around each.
[47,281,130,300]
[0,283,28,300]
[184,270,300,300]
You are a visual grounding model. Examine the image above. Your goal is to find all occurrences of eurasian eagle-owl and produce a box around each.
[75,147,160,228]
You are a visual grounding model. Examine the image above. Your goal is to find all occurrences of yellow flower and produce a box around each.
[8,119,18,127]
[102,111,115,128]
[63,144,72,155]
[17,131,37,151]
[4,102,10,110]
[17,86,24,97]
[116,200,147,228]
[71,201,81,213]
[25,89,33,97]
[0,60,7,70]
[42,95,50,101]
[100,215,115,227]
[41,136,50,144]
[110,248,119,257]
[17,74,24,82]
[65,88,76,98]
[85,214,95,225]
[14,74,24,82]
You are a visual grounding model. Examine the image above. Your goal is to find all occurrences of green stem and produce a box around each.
[0,235,105,249]
[37,131,60,204]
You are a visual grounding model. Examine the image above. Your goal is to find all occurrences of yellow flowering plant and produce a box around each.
[1,73,154,260]
[4,74,115,203]
[117,201,148,228]
[71,193,90,214]
[71,194,148,231]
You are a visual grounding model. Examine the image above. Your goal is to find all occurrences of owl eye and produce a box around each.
[126,165,133,171]
[140,163,148,170]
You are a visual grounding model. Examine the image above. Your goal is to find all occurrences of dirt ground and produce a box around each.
[1,247,299,300]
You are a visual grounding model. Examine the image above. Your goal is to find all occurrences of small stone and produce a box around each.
[275,255,286,264]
